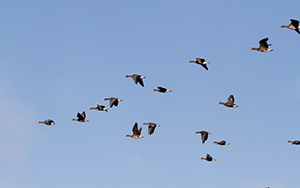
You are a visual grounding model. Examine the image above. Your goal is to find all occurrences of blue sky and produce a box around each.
[0,1,300,188]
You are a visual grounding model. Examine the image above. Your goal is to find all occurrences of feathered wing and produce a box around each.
[82,111,86,119]
[259,38,269,49]
[110,98,116,108]
[137,79,144,87]
[201,132,208,143]
[202,64,208,70]
[206,154,212,160]
[227,95,234,105]
[132,122,139,135]
[148,126,156,135]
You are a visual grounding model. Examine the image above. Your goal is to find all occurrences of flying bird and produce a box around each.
[38,119,55,126]
[125,74,146,87]
[126,122,144,139]
[195,130,211,143]
[142,122,160,135]
[251,38,273,52]
[89,104,108,112]
[153,86,172,93]
[189,58,210,70]
[280,19,300,34]
[288,140,300,145]
[71,111,89,122]
[218,95,239,108]
[200,154,216,162]
[104,97,123,108]
[214,140,230,146]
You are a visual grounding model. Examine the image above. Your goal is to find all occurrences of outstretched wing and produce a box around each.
[148,126,156,135]
[259,38,269,49]
[137,79,144,87]
[227,95,234,104]
[202,64,208,70]
[132,122,139,135]
[206,154,212,160]
[291,19,299,27]
[110,98,116,108]
[201,132,208,143]
[82,111,86,119]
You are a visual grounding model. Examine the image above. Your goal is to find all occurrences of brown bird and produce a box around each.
[142,122,160,135]
[280,19,300,34]
[189,58,210,70]
[218,95,239,108]
[214,140,230,146]
[153,86,172,93]
[125,74,146,87]
[38,119,55,126]
[251,38,273,52]
[288,140,300,145]
[126,122,144,139]
[195,130,211,143]
[104,97,123,108]
[89,104,108,112]
[72,111,89,122]
[200,154,216,162]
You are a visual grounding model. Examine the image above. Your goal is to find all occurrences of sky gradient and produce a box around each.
[0,1,300,188]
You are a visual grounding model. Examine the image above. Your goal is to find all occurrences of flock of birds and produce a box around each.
[37,18,300,187]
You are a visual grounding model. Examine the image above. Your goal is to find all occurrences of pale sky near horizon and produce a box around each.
[1,1,300,188]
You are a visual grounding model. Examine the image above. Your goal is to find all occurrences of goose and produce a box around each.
[288,140,300,145]
[251,38,273,52]
[280,19,300,34]
[125,74,146,87]
[104,97,123,108]
[142,122,160,135]
[153,86,172,93]
[200,154,216,162]
[89,104,108,112]
[218,95,239,108]
[126,122,144,139]
[72,111,89,122]
[195,130,211,143]
[214,140,230,146]
[38,119,55,126]
[189,58,210,70]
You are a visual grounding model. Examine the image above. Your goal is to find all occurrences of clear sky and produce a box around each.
[0,1,300,188]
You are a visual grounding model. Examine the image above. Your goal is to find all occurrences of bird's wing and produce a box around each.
[291,19,299,27]
[110,98,116,108]
[227,95,234,104]
[77,112,83,120]
[137,79,144,87]
[201,64,208,70]
[148,126,156,135]
[82,111,86,119]
[201,132,208,143]
[259,38,269,48]
[132,122,139,135]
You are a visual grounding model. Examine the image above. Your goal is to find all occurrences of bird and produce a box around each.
[288,140,300,145]
[214,140,230,146]
[125,74,146,87]
[104,97,123,108]
[142,122,160,135]
[126,122,144,139]
[251,38,273,52]
[189,58,210,70]
[218,95,239,108]
[89,104,108,112]
[38,119,55,126]
[71,111,89,122]
[280,19,300,34]
[153,86,172,93]
[200,154,216,162]
[195,130,211,143]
